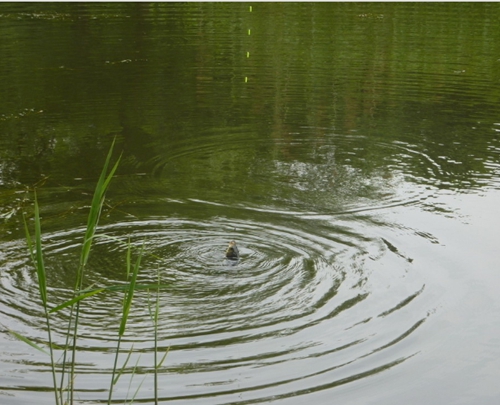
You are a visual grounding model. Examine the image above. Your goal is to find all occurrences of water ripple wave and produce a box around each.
[0,207,429,403]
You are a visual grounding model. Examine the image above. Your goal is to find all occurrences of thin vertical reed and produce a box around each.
[148,270,168,405]
[19,138,171,404]
[108,244,143,404]
[154,279,159,405]
[60,139,121,404]
[23,194,61,405]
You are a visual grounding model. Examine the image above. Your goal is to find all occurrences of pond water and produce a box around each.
[1,3,500,405]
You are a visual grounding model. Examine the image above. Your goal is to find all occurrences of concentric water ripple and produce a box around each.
[0,121,467,405]
[0,206,429,403]
[0,127,480,403]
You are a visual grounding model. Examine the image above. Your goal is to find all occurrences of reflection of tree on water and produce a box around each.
[0,2,498,195]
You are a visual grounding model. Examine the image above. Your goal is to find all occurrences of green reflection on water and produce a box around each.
[0,2,499,228]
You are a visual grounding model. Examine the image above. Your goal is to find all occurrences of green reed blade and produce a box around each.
[109,245,142,404]
[79,283,170,294]
[31,194,47,307]
[49,288,106,313]
[70,139,121,405]
[113,344,134,385]
[23,193,61,405]
[124,354,145,404]
[80,138,122,270]
[127,374,146,405]
[6,328,49,355]
[157,347,170,369]
[126,239,131,279]
[120,246,143,336]
[150,271,162,404]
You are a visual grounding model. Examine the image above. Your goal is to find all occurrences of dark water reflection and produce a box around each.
[1,3,500,405]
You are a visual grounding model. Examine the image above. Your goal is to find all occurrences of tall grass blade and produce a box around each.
[108,283,172,291]
[120,246,143,336]
[108,333,123,405]
[81,284,170,293]
[33,195,47,306]
[49,288,106,313]
[126,238,131,279]
[80,138,121,270]
[147,271,168,404]
[157,348,170,369]
[6,328,49,355]
[67,139,121,404]
[23,193,61,405]
[124,355,146,404]
[113,344,134,385]
[127,375,146,405]
[109,245,143,404]
[49,281,168,315]
[153,272,161,405]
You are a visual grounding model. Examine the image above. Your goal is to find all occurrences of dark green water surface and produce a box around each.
[1,3,500,404]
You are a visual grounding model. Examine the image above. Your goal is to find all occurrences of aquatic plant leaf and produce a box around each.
[7,328,49,355]
[34,199,47,306]
[50,281,168,314]
[126,239,131,279]
[127,375,146,404]
[23,195,61,405]
[80,138,122,269]
[124,355,146,404]
[80,284,170,293]
[157,347,170,369]
[119,246,143,336]
[26,193,47,307]
[112,344,134,385]
[49,288,106,313]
